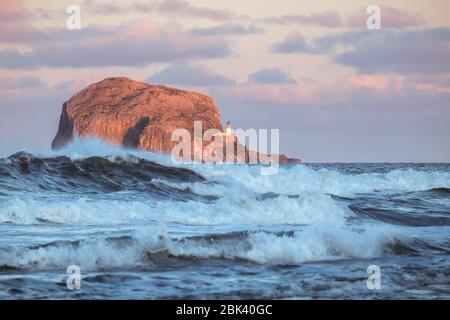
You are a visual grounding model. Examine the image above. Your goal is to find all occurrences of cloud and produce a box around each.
[0,21,232,69]
[271,32,317,54]
[247,67,296,84]
[0,76,88,101]
[80,0,239,21]
[148,60,235,86]
[213,70,450,108]
[334,28,450,74]
[262,11,343,28]
[262,6,424,29]
[0,76,45,89]
[157,0,236,21]
[404,74,450,94]
[0,0,25,21]
[190,23,263,36]
[0,0,44,43]
[82,0,156,14]
[342,74,393,92]
[272,28,450,74]
[0,22,44,43]
[214,82,321,107]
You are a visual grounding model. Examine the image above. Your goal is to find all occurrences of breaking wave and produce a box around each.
[0,139,449,273]
[0,226,410,270]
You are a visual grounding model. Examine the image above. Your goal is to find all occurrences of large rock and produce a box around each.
[52,77,223,153]
[52,77,300,164]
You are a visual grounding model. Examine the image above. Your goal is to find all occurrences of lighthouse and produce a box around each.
[225,121,233,136]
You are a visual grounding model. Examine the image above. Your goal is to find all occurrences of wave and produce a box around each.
[349,204,450,227]
[0,191,349,226]
[0,225,409,270]
[425,187,450,195]
[0,152,204,199]
[1,140,450,270]
[1,140,449,229]
[2,140,449,198]
[191,164,450,198]
[347,185,450,227]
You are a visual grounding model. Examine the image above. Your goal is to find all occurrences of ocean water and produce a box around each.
[0,140,449,299]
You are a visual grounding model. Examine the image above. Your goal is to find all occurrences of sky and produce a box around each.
[0,0,449,162]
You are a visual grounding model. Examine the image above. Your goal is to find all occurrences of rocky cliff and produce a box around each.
[52,77,300,164]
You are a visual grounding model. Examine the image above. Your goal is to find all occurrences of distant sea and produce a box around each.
[0,140,449,299]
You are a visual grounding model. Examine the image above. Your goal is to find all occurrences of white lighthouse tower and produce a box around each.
[225,121,233,136]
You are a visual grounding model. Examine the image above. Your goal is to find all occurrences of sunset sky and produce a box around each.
[1,0,449,162]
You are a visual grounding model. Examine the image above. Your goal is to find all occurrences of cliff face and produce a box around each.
[52,77,223,154]
[52,77,300,164]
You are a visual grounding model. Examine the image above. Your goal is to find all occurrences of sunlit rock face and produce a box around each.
[51,77,223,153]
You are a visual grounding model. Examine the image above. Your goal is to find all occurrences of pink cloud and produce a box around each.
[0,0,24,21]
[397,74,450,94]
[0,20,232,68]
[0,21,43,42]
[119,20,158,36]
[0,0,39,42]
[343,75,393,92]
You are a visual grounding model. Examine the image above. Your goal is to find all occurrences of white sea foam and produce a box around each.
[170,224,405,264]
[191,164,450,197]
[0,227,168,270]
[49,138,174,165]
[0,223,405,270]
[0,191,350,226]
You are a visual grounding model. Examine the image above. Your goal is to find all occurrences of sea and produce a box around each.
[0,140,449,299]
